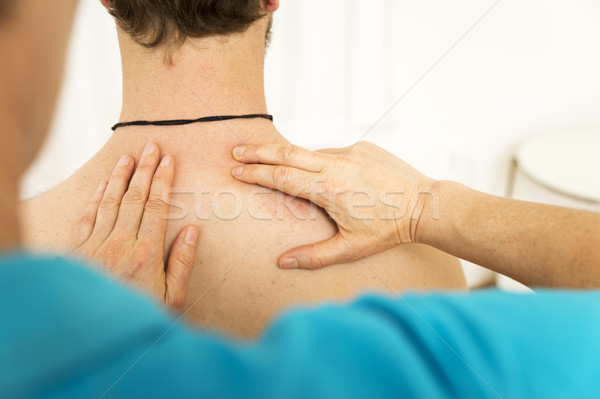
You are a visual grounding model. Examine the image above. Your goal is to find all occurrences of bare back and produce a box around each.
[20,120,466,337]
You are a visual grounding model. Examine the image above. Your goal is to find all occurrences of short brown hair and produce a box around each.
[108,0,266,48]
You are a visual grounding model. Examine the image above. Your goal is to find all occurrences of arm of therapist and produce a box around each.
[1,256,600,398]
[230,142,600,288]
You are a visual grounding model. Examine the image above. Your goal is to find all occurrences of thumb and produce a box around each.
[278,233,358,270]
[165,226,199,312]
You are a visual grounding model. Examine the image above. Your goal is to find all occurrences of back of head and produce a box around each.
[107,0,267,49]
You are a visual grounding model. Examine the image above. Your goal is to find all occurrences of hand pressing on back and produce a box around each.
[231,141,437,270]
[71,143,200,312]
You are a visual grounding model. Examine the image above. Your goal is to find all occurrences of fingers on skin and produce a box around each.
[137,154,175,241]
[165,226,199,311]
[114,143,162,235]
[232,144,326,172]
[231,163,327,205]
[88,155,135,243]
[73,181,107,249]
[278,234,357,270]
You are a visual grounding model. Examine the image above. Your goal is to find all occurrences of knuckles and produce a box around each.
[131,241,158,271]
[349,141,376,160]
[101,239,125,266]
[151,170,169,184]
[144,196,169,214]
[98,196,122,211]
[77,212,96,228]
[277,145,299,163]
[171,250,195,270]
[122,188,147,206]
[308,253,326,270]
[135,161,158,173]
[272,166,294,188]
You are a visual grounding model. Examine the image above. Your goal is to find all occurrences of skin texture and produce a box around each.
[233,142,600,289]
[20,6,466,338]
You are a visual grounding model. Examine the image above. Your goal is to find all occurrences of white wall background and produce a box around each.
[22,0,600,286]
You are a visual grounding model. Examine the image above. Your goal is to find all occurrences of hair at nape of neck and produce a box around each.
[105,0,267,52]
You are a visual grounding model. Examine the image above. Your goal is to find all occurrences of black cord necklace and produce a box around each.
[111,113,273,131]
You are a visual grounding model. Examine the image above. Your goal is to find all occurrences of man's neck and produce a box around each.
[116,23,269,125]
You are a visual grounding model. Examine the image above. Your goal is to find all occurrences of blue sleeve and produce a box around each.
[1,254,600,399]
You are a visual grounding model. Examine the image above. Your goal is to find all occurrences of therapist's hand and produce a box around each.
[231,141,437,270]
[71,143,200,311]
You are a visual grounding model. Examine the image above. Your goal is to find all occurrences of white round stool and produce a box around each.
[507,132,600,204]
[500,131,600,291]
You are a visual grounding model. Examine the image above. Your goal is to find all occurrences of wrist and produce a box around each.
[413,179,460,246]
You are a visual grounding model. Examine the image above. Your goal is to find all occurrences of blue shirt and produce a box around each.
[1,254,599,398]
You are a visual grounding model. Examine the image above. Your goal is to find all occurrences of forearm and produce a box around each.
[419,181,600,288]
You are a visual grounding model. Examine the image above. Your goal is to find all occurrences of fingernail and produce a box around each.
[118,156,131,167]
[143,143,156,156]
[160,155,172,167]
[279,258,298,269]
[185,227,199,245]
[232,145,246,159]
[231,166,243,177]
[96,181,107,192]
